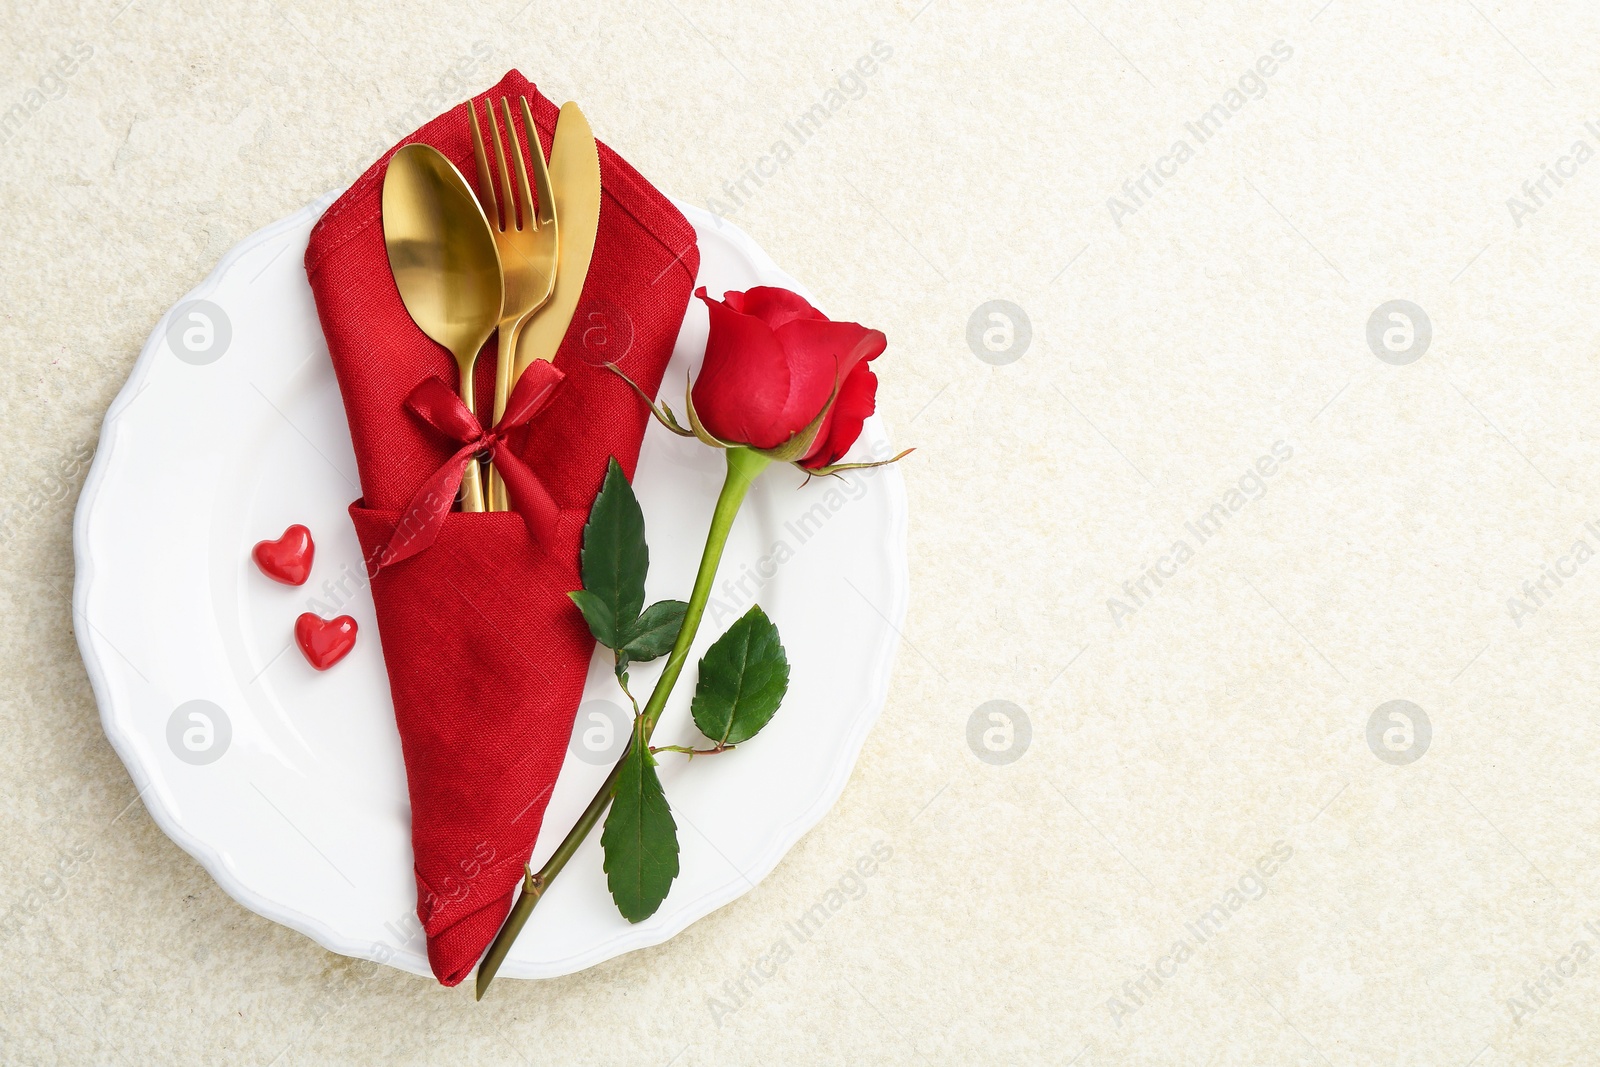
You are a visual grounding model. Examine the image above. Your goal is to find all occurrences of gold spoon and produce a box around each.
[382,143,504,512]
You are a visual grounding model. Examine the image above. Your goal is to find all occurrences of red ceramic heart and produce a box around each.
[253,525,315,586]
[295,612,357,671]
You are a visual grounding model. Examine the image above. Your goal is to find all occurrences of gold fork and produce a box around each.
[468,96,559,511]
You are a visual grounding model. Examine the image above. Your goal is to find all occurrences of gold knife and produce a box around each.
[514,101,601,377]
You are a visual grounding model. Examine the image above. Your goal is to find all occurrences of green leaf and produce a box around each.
[622,600,688,663]
[601,728,679,923]
[569,590,619,648]
[690,606,790,747]
[578,459,648,649]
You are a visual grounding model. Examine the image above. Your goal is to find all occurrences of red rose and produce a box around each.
[690,287,887,469]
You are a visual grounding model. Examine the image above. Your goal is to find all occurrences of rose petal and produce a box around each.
[772,319,886,441]
[804,364,878,468]
[691,288,793,448]
[727,287,825,331]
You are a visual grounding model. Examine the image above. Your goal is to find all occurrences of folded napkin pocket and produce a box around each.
[348,502,590,986]
[306,68,700,984]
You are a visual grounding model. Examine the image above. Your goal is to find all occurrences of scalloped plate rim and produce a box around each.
[72,190,908,980]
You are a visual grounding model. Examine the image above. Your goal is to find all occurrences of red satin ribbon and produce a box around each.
[374,362,566,568]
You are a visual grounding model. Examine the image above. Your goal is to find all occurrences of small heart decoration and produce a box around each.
[253,525,315,586]
[295,612,358,671]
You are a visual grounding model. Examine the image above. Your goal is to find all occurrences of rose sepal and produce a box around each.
[751,378,835,464]
[605,363,694,438]
[803,447,916,479]
[609,359,912,477]
[681,377,741,450]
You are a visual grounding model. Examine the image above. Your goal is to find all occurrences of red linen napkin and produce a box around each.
[303,70,699,986]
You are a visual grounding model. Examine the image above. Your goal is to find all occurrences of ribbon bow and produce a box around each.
[375,362,566,568]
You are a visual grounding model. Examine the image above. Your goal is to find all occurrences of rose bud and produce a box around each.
[614,286,909,475]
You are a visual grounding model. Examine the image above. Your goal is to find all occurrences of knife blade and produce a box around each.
[513,101,601,376]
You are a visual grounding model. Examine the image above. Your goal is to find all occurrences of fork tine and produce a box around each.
[500,97,535,232]
[485,98,514,232]
[466,100,497,228]
[520,97,556,228]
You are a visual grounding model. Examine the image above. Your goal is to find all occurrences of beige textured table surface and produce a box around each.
[5,0,1600,1063]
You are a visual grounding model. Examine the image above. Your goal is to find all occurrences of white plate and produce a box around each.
[72,193,907,980]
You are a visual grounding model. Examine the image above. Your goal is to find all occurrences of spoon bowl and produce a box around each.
[382,143,503,512]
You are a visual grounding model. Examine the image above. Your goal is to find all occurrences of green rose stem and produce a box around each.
[475,446,772,999]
